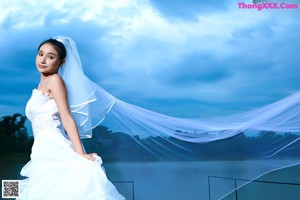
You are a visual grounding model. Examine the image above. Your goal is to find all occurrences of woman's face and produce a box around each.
[36,43,64,75]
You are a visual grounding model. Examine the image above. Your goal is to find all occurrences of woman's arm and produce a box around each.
[48,74,97,161]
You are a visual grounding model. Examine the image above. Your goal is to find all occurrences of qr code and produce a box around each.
[2,180,20,198]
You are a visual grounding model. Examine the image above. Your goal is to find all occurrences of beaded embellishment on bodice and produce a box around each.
[25,89,63,137]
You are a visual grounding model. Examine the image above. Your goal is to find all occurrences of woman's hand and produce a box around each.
[82,153,99,161]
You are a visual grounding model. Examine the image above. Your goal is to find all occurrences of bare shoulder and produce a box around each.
[47,74,70,111]
[48,74,66,94]
[49,74,63,84]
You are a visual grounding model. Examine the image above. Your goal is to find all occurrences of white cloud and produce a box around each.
[91,1,299,104]
[0,0,299,116]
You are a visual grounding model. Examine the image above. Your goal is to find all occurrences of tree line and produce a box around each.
[83,126,300,162]
[0,113,33,156]
[1,113,300,162]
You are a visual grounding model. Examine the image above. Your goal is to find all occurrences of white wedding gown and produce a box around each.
[17,89,125,200]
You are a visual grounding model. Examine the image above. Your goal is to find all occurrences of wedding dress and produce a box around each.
[17,88,125,200]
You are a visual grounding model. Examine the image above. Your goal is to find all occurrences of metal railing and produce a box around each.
[208,175,300,200]
[112,180,135,200]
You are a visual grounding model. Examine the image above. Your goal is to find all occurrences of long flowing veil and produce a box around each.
[56,36,300,199]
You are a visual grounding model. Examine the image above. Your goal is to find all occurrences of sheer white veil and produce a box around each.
[54,35,300,143]
[54,35,300,139]
[54,36,116,138]
[54,35,300,199]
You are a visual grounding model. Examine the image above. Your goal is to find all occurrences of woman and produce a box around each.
[18,37,125,200]
[19,36,300,200]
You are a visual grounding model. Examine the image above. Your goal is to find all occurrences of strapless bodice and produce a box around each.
[25,89,64,137]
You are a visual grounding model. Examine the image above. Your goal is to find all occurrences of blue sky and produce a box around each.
[0,0,299,120]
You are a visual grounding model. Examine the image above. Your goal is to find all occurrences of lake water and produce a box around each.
[104,161,300,200]
[1,158,300,200]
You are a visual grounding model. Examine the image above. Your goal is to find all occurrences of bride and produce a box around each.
[18,35,300,200]
[18,36,125,200]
